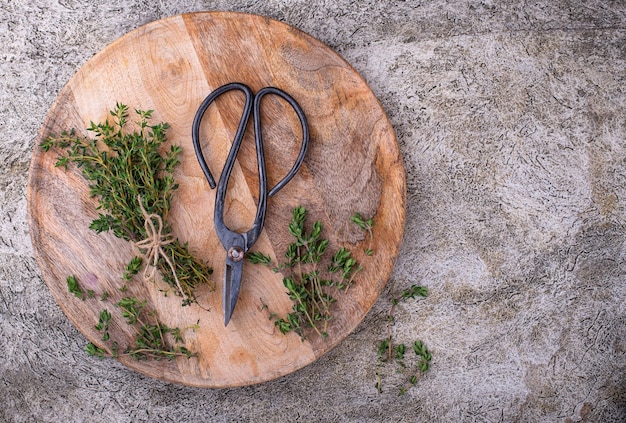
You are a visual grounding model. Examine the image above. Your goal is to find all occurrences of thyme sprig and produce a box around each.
[350,212,375,256]
[123,256,143,281]
[68,274,198,361]
[41,103,213,304]
[115,296,198,360]
[95,309,112,341]
[250,207,370,339]
[376,285,431,395]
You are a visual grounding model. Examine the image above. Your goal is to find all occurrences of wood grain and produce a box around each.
[27,11,405,387]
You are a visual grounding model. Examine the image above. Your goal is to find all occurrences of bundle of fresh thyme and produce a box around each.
[250,206,371,339]
[41,103,213,304]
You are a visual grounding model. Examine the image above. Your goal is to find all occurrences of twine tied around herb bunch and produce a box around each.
[135,195,186,300]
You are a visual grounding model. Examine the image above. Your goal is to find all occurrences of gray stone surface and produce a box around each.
[1,1,625,421]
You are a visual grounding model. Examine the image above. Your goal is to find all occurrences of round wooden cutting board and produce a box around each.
[27,11,405,387]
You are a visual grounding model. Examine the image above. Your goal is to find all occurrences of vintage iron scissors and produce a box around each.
[192,82,309,326]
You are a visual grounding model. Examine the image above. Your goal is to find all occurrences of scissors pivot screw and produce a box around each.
[228,246,244,262]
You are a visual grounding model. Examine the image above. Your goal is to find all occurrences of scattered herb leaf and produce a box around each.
[85,342,107,359]
[351,212,375,255]
[67,275,84,300]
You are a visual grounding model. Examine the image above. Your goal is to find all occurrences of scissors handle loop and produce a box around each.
[253,86,309,197]
[192,82,253,190]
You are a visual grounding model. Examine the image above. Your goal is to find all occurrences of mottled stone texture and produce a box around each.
[1,1,625,422]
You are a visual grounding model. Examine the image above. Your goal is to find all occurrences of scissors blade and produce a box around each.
[223,256,244,326]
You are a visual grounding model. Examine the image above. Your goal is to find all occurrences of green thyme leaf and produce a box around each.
[67,275,84,300]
